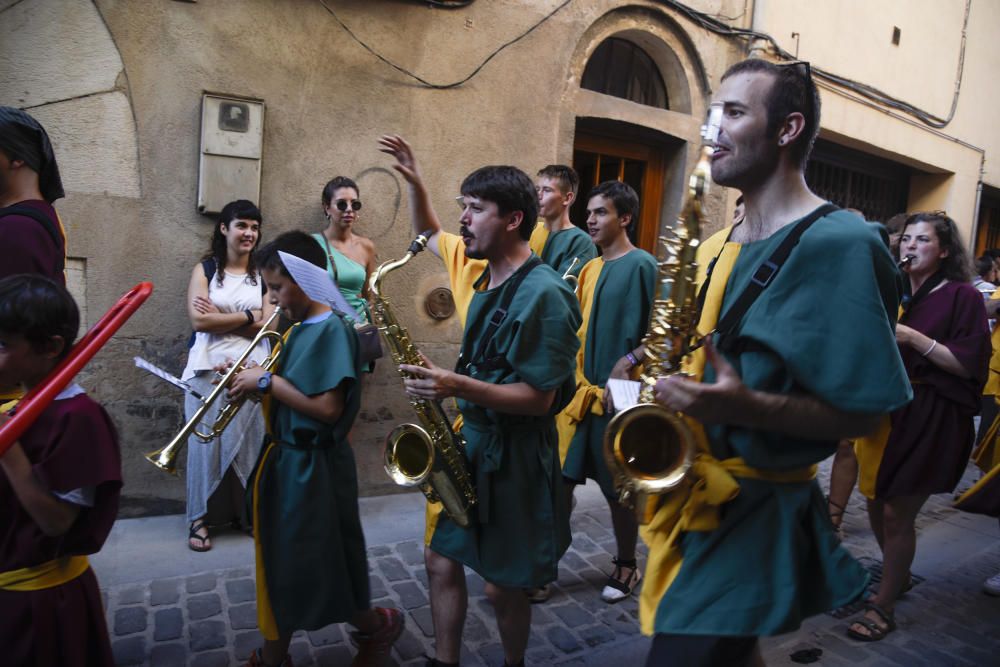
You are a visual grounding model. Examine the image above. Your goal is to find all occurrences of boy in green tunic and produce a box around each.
[641,60,910,664]
[532,164,596,280]
[559,180,657,603]
[379,136,580,667]
[227,232,403,667]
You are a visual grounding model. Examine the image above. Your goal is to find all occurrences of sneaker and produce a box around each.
[984,571,1000,596]
[601,558,642,603]
[525,584,551,603]
[351,607,405,666]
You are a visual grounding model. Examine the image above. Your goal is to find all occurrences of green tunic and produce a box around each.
[252,312,366,634]
[650,209,911,636]
[563,249,657,498]
[430,258,582,588]
[541,226,597,279]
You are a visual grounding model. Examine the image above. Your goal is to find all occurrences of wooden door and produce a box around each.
[572,132,667,254]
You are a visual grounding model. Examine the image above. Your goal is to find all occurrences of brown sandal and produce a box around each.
[846,602,895,642]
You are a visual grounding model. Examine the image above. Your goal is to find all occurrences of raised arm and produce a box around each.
[378,135,444,258]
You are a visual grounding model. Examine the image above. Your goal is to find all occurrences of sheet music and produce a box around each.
[134,356,202,399]
[278,250,355,316]
[606,378,640,413]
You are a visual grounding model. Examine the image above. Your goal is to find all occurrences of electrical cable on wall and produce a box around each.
[317,0,571,90]
[320,0,968,130]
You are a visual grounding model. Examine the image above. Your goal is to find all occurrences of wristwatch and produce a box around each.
[257,371,273,394]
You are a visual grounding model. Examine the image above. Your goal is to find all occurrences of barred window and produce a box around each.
[581,38,669,110]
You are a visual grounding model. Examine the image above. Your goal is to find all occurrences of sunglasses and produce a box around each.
[334,199,362,212]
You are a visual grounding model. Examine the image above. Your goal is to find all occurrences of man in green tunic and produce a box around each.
[559,180,657,603]
[532,164,596,280]
[641,60,911,664]
[380,136,580,667]
[228,232,403,667]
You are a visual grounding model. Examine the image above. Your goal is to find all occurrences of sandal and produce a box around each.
[826,495,847,540]
[188,520,212,552]
[601,557,641,603]
[846,602,895,642]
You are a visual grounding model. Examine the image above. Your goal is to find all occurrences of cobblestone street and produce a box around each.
[99,462,1000,666]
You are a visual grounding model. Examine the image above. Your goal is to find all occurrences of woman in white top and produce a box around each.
[182,200,274,551]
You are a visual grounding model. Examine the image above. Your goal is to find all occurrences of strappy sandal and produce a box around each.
[827,495,847,540]
[188,520,212,552]
[846,602,895,642]
[601,557,641,603]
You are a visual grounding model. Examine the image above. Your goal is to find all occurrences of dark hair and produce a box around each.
[257,231,326,282]
[721,58,821,168]
[976,256,996,279]
[203,200,262,287]
[322,176,360,207]
[536,164,580,196]
[735,194,744,207]
[460,166,538,241]
[884,213,908,235]
[900,211,973,283]
[0,274,79,360]
[587,180,640,226]
[984,248,1000,261]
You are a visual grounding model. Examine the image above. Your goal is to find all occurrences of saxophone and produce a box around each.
[370,233,477,528]
[602,109,720,524]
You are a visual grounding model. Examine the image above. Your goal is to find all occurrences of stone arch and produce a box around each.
[560,5,713,246]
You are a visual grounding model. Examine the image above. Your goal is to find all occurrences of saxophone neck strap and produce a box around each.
[458,255,542,375]
[706,203,839,353]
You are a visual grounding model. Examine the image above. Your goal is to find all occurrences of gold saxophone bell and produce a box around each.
[602,140,715,523]
[145,308,284,475]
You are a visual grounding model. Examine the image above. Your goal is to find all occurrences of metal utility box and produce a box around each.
[197,94,264,215]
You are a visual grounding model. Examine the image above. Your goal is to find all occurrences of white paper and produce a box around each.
[278,250,355,316]
[134,356,201,398]
[606,378,640,413]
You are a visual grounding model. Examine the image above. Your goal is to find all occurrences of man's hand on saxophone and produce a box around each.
[399,353,462,402]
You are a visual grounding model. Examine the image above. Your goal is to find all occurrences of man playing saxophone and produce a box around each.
[379,135,581,667]
[639,59,911,665]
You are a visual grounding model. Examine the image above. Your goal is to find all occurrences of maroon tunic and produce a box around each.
[876,282,990,498]
[0,391,122,667]
[0,199,66,284]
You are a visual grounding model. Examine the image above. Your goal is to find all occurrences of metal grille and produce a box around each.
[805,139,909,223]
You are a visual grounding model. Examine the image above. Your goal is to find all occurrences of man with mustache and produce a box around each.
[380,136,581,667]
[640,59,911,665]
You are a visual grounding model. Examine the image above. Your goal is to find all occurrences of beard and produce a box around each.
[711,140,779,190]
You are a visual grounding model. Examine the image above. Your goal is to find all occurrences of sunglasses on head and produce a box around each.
[334,199,362,212]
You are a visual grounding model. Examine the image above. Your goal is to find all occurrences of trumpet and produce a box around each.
[145,308,283,475]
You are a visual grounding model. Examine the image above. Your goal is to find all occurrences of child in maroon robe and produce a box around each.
[0,274,121,667]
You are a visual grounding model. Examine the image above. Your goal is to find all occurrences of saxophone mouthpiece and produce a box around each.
[898,254,916,269]
[409,233,430,255]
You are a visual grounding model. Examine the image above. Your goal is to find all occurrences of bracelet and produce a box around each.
[921,339,937,357]
[244,309,255,325]
[625,351,639,367]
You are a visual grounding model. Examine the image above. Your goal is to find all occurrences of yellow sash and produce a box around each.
[0,555,90,591]
[638,449,816,634]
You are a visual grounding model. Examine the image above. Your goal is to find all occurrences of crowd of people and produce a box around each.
[1,54,999,667]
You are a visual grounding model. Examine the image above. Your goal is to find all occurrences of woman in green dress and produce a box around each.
[312,176,377,324]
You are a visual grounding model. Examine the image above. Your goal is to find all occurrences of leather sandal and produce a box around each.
[188,520,211,552]
[846,602,895,642]
[601,557,641,603]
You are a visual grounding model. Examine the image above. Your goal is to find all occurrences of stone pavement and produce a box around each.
[98,464,1000,666]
